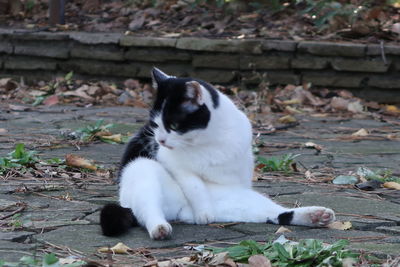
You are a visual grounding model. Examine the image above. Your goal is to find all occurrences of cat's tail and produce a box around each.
[100,203,138,236]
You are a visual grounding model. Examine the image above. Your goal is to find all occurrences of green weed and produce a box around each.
[257,153,300,173]
[0,253,85,267]
[32,71,73,106]
[357,167,400,183]
[0,144,39,174]
[75,119,114,142]
[207,239,359,266]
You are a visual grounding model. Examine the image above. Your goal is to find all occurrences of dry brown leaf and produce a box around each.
[278,115,297,124]
[43,95,59,106]
[97,242,132,254]
[383,182,400,190]
[100,134,122,143]
[65,154,97,171]
[275,226,292,234]
[8,104,30,111]
[330,97,349,111]
[304,142,323,151]
[328,221,352,230]
[248,255,272,267]
[385,105,400,114]
[347,101,364,113]
[351,128,368,137]
[209,252,230,265]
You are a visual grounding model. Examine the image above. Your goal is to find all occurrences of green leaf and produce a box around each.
[43,253,59,266]
[65,71,74,81]
[273,243,291,260]
[20,255,39,265]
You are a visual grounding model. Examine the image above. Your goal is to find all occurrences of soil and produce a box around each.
[1,0,399,44]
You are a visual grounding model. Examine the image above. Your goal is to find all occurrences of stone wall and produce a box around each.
[1,29,400,102]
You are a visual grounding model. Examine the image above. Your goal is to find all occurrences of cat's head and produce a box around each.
[150,68,219,150]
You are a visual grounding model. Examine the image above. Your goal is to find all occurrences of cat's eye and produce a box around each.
[169,123,179,131]
[149,121,158,128]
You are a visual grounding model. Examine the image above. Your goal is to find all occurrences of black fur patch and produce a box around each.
[278,211,294,225]
[100,203,138,236]
[118,123,158,178]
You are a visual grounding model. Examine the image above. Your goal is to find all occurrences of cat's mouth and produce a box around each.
[160,143,174,150]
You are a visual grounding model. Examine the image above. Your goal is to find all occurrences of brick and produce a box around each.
[176,38,262,54]
[191,69,236,83]
[368,75,400,89]
[266,71,300,85]
[367,44,400,56]
[71,44,124,61]
[331,58,390,73]
[240,71,300,85]
[125,48,191,62]
[240,55,290,70]
[120,36,177,47]
[298,41,366,57]
[262,40,297,52]
[10,32,69,41]
[291,56,329,69]
[136,63,190,78]
[60,59,139,77]
[0,38,13,54]
[4,56,57,70]
[70,32,121,44]
[303,71,366,88]
[14,41,69,59]
[192,54,239,69]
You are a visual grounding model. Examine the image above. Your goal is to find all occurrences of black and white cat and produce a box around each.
[100,68,335,240]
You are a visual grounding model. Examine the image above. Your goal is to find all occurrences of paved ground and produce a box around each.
[0,103,400,266]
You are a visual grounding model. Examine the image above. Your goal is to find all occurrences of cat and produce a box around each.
[100,68,335,240]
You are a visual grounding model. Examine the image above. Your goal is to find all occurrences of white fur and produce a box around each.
[119,84,335,240]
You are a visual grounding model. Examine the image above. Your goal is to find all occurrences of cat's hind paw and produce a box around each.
[194,210,215,225]
[149,223,172,240]
[293,206,335,227]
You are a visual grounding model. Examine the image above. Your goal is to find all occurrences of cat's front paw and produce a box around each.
[194,210,215,225]
[294,206,335,227]
[149,222,172,240]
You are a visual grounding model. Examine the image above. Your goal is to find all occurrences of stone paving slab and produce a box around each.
[0,103,400,264]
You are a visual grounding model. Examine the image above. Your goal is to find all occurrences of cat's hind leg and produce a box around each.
[119,158,185,239]
[207,185,335,227]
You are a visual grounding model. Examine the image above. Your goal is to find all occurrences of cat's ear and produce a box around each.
[151,67,171,89]
[185,81,204,106]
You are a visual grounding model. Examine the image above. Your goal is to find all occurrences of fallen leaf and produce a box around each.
[330,97,349,111]
[347,101,364,113]
[97,242,132,254]
[351,128,368,137]
[99,134,122,143]
[8,104,30,111]
[332,175,358,185]
[65,154,97,171]
[304,142,323,151]
[328,221,352,230]
[275,226,292,234]
[383,182,400,190]
[43,95,59,106]
[208,252,230,265]
[385,105,400,114]
[249,255,271,267]
[278,115,297,124]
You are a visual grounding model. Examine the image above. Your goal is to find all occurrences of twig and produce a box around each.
[0,204,26,220]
